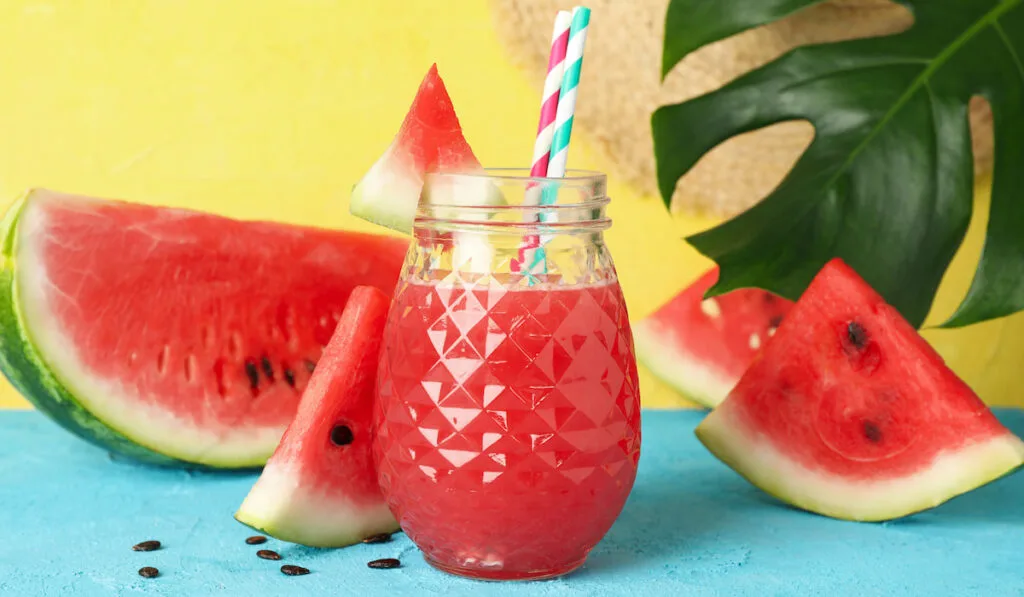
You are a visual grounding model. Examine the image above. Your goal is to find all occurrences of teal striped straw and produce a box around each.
[531,6,590,272]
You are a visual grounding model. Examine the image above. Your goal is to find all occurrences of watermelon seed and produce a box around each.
[863,421,883,443]
[260,356,275,382]
[283,367,297,388]
[362,533,393,544]
[156,346,169,375]
[847,322,868,349]
[281,565,310,576]
[138,566,160,578]
[304,359,317,374]
[748,333,761,350]
[245,535,267,545]
[132,540,161,552]
[331,425,354,446]
[769,315,784,328]
[244,360,260,392]
[367,558,401,569]
[257,549,282,561]
[699,298,721,319]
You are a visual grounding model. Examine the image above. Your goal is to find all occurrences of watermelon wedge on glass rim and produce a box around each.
[634,267,793,408]
[0,190,408,468]
[236,286,398,547]
[697,259,1024,522]
[349,63,502,236]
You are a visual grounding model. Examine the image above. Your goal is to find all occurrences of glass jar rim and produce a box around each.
[425,167,606,186]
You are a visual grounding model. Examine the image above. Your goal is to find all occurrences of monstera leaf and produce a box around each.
[653,0,1024,328]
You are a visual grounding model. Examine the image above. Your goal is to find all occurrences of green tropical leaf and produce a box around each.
[653,0,1024,328]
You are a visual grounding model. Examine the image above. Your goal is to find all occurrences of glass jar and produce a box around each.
[373,169,641,581]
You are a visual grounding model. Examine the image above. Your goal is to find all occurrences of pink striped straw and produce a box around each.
[512,10,572,273]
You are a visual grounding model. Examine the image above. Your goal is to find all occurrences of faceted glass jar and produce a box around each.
[373,169,641,581]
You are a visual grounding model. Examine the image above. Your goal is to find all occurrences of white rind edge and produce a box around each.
[15,192,283,466]
[349,142,423,234]
[633,319,735,409]
[697,402,1024,521]
[236,462,399,547]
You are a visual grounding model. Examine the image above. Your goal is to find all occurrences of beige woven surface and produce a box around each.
[491,0,994,217]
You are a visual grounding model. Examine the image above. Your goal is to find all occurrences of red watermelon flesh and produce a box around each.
[235,286,398,547]
[350,63,485,233]
[696,259,1024,521]
[0,190,409,468]
[634,267,792,407]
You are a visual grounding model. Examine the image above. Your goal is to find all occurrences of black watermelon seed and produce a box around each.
[245,535,267,545]
[138,566,159,578]
[362,533,393,544]
[281,565,310,576]
[304,359,317,373]
[330,425,354,446]
[367,558,401,569]
[244,361,260,390]
[762,292,776,304]
[863,421,883,443]
[132,540,161,552]
[283,368,296,388]
[769,315,784,328]
[260,356,275,381]
[847,321,868,349]
[257,549,282,561]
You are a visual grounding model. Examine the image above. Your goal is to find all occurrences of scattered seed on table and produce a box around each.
[138,566,160,578]
[132,540,161,552]
[367,558,401,569]
[245,535,267,545]
[361,533,392,544]
[280,564,310,576]
[257,549,282,561]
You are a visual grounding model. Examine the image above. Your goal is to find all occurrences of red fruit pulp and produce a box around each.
[375,279,641,580]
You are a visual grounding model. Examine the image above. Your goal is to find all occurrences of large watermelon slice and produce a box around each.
[236,286,398,547]
[349,63,495,234]
[634,267,792,407]
[697,259,1024,522]
[0,190,408,468]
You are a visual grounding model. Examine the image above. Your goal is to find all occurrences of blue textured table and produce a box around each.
[2,410,1024,596]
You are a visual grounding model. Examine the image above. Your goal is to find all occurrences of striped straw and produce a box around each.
[513,10,572,274]
[545,6,590,185]
[526,5,590,273]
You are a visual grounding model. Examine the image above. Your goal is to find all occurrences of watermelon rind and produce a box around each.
[235,463,399,548]
[696,404,1024,522]
[0,191,187,466]
[633,320,733,409]
[350,142,426,234]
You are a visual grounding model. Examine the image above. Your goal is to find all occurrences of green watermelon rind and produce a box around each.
[696,406,1024,522]
[0,192,189,467]
[234,465,400,548]
[633,320,732,409]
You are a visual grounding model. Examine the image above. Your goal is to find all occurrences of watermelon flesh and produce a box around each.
[697,259,1024,521]
[0,190,408,468]
[350,64,486,234]
[236,286,399,547]
[634,267,792,407]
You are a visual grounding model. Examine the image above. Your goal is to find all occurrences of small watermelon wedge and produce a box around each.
[634,267,792,408]
[0,190,408,468]
[236,286,398,547]
[350,64,490,233]
[697,259,1024,522]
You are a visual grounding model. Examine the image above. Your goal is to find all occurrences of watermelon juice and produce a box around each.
[373,169,641,580]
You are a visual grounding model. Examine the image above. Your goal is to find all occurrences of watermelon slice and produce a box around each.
[0,189,408,468]
[235,286,398,547]
[697,259,1024,522]
[349,64,495,233]
[634,267,792,407]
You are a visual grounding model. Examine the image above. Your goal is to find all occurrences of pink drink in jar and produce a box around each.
[374,170,640,580]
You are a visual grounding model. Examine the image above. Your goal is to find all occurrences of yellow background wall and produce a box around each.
[0,1,1020,410]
